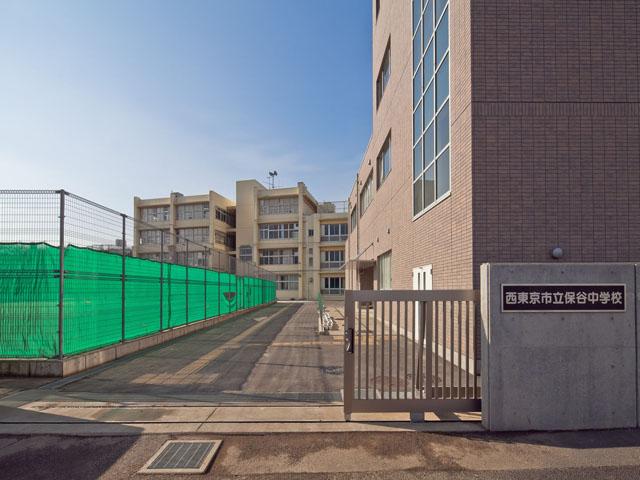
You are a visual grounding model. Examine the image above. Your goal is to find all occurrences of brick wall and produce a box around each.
[472,0,640,286]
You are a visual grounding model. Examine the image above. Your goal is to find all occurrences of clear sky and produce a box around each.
[0,0,372,214]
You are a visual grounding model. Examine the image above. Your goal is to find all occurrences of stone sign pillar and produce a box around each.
[481,263,637,431]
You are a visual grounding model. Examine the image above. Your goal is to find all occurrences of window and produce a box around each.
[359,174,373,217]
[322,276,345,295]
[376,41,391,108]
[308,229,314,237]
[176,251,207,267]
[378,250,392,290]
[214,230,228,245]
[308,247,314,267]
[176,202,209,220]
[376,134,392,188]
[321,249,344,269]
[215,207,235,227]
[321,223,348,242]
[141,206,169,222]
[259,223,299,240]
[140,229,167,245]
[259,248,299,265]
[350,207,357,231]
[413,0,450,217]
[277,274,299,291]
[239,245,252,263]
[176,227,209,244]
[259,197,298,215]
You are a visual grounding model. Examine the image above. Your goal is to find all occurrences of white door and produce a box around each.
[412,265,432,344]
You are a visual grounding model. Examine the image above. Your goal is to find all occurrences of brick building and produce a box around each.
[346,0,640,292]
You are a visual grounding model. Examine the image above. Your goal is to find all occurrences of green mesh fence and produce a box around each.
[0,243,276,358]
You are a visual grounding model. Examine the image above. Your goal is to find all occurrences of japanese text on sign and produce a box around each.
[501,284,625,312]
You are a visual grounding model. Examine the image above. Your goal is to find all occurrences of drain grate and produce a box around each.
[139,440,222,475]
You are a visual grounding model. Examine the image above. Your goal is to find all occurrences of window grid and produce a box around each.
[277,274,299,291]
[321,249,345,269]
[259,223,299,240]
[359,174,373,217]
[239,245,252,262]
[176,203,209,221]
[321,276,345,295]
[376,134,392,188]
[412,0,451,218]
[320,223,348,242]
[259,248,299,265]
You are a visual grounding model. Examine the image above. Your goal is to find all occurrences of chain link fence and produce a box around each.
[0,190,276,359]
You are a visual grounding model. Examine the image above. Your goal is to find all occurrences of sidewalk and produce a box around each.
[3,430,640,479]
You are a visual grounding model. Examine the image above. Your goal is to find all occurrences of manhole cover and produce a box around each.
[139,440,222,475]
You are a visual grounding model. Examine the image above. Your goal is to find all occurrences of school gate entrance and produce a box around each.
[342,289,481,421]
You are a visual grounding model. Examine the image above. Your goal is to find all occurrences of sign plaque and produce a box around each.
[501,284,626,312]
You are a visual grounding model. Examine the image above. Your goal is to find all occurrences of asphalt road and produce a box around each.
[3,430,640,479]
[45,302,343,404]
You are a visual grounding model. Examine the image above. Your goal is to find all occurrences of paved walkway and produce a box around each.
[3,303,343,406]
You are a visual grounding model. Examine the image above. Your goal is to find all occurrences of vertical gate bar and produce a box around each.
[381,300,385,399]
[418,301,425,400]
[365,303,370,400]
[466,300,470,399]
[396,300,400,400]
[343,290,355,421]
[217,252,221,316]
[388,301,393,397]
[434,301,440,398]
[457,301,462,399]
[160,231,164,331]
[372,300,377,399]
[442,301,447,399]
[58,190,65,359]
[357,301,362,399]
[404,301,408,399]
[121,214,126,343]
[411,300,416,399]
[425,301,433,399]
[473,302,478,398]
[450,301,454,399]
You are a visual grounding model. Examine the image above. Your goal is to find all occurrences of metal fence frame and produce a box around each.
[343,289,481,421]
[0,189,276,359]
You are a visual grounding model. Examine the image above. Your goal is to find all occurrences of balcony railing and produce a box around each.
[318,201,348,214]
[321,288,345,296]
[320,261,343,269]
[320,234,348,242]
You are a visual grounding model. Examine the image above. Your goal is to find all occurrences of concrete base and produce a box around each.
[0,303,276,378]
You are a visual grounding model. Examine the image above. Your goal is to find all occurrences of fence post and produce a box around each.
[121,214,126,343]
[204,249,208,319]
[58,189,65,360]
[160,231,164,331]
[185,239,189,325]
[217,251,221,316]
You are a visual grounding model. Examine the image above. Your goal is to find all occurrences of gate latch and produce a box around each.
[345,328,354,353]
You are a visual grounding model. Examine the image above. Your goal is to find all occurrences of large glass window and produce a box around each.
[259,197,298,215]
[376,41,391,108]
[176,227,209,244]
[259,248,299,265]
[378,251,392,290]
[239,245,252,263]
[141,206,169,223]
[176,202,209,220]
[321,223,348,242]
[359,174,373,217]
[215,207,236,227]
[321,276,345,295]
[412,0,450,217]
[277,274,299,291]
[140,229,167,245]
[259,223,299,240]
[321,249,345,269]
[377,134,392,187]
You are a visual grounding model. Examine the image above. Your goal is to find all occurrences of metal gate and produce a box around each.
[343,290,481,420]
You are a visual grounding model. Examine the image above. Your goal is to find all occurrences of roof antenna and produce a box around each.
[268,170,278,189]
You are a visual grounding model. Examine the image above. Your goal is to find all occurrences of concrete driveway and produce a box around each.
[3,302,343,405]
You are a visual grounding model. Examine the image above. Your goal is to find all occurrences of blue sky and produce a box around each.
[0,0,372,214]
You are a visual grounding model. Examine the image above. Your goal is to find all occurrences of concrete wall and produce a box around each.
[481,263,637,431]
